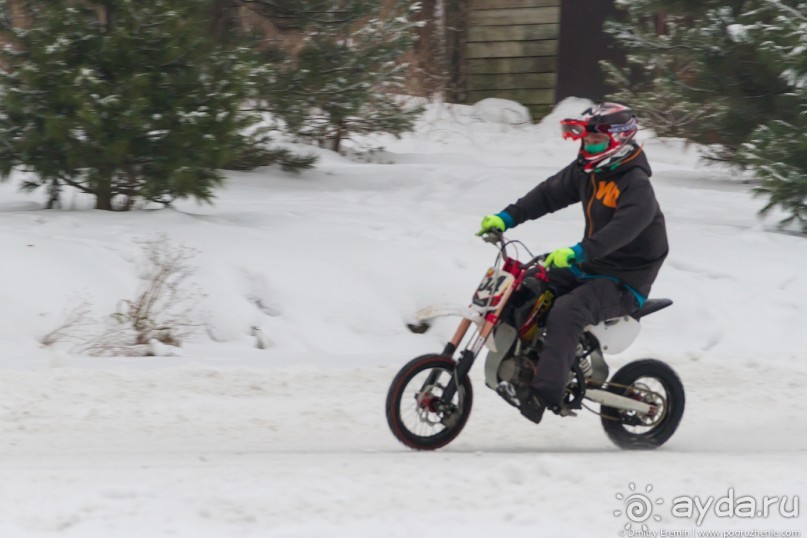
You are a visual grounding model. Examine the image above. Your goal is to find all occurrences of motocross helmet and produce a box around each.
[560,102,638,173]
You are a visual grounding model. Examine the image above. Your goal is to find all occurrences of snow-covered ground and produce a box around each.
[0,98,805,537]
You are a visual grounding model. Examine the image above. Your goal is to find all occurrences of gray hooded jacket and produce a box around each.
[502,146,668,297]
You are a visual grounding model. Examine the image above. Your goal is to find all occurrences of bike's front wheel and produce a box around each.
[386,354,473,451]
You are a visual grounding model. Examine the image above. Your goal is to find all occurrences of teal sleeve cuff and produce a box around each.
[571,243,587,263]
[497,211,514,230]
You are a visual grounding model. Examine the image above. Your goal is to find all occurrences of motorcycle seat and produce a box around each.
[631,298,673,320]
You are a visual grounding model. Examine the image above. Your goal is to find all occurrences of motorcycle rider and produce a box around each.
[477,102,668,418]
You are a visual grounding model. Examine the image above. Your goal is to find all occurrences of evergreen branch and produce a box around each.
[240,1,365,25]
[57,175,94,195]
[760,0,807,21]
[668,78,720,95]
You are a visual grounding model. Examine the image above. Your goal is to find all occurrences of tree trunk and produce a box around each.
[95,192,113,210]
[95,177,114,210]
[211,0,239,44]
[331,124,345,153]
[45,180,61,209]
[444,0,467,103]
[412,0,444,96]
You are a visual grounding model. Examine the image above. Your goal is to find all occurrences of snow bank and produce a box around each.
[471,97,532,125]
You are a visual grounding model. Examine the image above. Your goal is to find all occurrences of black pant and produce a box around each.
[531,268,636,407]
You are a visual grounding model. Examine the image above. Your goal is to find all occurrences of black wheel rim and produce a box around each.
[397,366,465,440]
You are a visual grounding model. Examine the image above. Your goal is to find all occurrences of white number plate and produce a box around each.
[471,268,514,312]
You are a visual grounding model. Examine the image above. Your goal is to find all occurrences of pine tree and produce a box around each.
[0,0,272,210]
[602,0,807,232]
[739,1,807,232]
[601,0,792,163]
[248,0,423,152]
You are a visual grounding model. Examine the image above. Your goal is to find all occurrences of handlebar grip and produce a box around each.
[481,229,503,244]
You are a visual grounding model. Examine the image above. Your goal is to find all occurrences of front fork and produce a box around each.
[421,270,518,405]
[424,317,494,404]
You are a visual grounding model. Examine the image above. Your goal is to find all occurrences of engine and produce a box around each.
[484,325,595,412]
[496,350,540,390]
[496,342,589,412]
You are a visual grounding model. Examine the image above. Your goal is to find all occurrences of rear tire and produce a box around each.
[600,359,685,450]
[386,354,473,451]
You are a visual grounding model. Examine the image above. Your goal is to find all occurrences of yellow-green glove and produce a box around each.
[476,214,505,236]
[544,244,586,268]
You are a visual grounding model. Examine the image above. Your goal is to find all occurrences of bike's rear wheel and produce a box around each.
[600,359,685,450]
[386,354,473,451]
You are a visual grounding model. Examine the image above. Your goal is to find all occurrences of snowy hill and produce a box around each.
[0,99,804,537]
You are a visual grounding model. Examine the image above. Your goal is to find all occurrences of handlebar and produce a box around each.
[527,252,549,267]
[479,230,549,269]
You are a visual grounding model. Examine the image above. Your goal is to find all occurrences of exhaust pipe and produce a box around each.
[585,388,653,414]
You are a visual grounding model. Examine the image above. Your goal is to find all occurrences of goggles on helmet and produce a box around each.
[560,117,638,141]
[560,119,588,140]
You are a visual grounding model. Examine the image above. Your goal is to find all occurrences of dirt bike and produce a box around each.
[386,230,685,451]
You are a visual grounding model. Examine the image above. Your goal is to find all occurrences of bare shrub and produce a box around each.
[84,235,203,357]
[40,298,94,347]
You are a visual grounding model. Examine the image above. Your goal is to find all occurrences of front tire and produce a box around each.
[600,359,685,450]
[386,354,473,450]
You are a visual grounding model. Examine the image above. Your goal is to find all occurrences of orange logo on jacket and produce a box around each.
[595,181,620,208]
